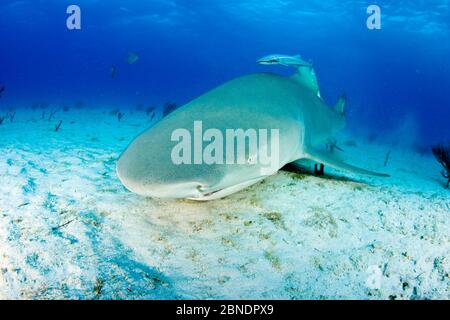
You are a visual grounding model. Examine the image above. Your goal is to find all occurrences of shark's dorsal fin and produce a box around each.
[291,66,321,98]
[303,146,389,177]
[334,95,346,115]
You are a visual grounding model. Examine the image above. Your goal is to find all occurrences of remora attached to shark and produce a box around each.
[117,55,388,200]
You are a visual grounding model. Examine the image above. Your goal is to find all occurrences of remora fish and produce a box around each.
[257,54,311,67]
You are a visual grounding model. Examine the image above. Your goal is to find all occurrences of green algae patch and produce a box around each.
[304,207,338,238]
[262,211,286,230]
[264,250,281,270]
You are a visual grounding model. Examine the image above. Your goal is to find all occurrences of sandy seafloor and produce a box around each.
[0,107,448,300]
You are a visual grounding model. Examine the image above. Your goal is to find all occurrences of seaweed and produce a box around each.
[431,144,450,188]
[145,106,155,116]
[7,110,15,123]
[384,149,391,167]
[55,120,63,132]
[326,138,344,153]
[94,277,105,297]
[48,108,58,120]
[109,108,124,121]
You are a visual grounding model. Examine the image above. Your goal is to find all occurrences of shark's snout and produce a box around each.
[116,149,210,199]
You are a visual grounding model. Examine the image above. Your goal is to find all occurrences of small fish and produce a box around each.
[55,120,63,132]
[0,84,5,98]
[127,52,139,65]
[111,65,117,78]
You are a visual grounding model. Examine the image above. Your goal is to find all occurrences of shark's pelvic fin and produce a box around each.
[303,146,390,177]
[291,66,321,98]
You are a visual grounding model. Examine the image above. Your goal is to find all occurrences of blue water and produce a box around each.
[1,0,449,144]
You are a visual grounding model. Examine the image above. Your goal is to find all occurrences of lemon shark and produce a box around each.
[116,55,388,200]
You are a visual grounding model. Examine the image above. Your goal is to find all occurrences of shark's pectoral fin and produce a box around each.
[303,146,390,177]
[188,176,267,201]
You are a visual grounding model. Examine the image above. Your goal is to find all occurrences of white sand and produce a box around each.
[0,107,448,299]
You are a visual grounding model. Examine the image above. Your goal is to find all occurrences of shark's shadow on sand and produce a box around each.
[37,207,184,299]
[75,210,183,299]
